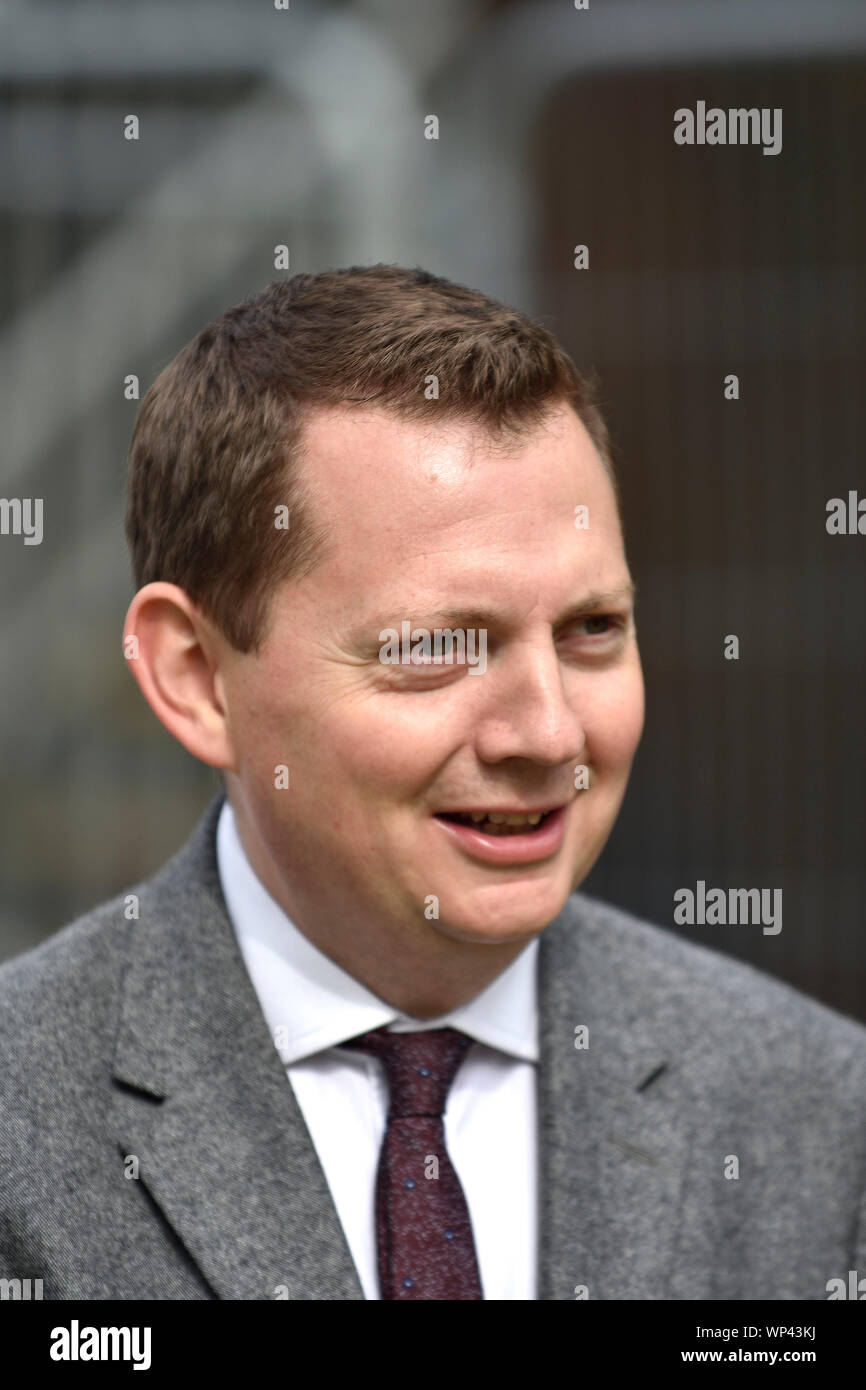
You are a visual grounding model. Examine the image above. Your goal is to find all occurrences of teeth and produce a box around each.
[449,810,548,831]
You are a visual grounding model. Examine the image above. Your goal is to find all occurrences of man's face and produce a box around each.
[220,400,644,950]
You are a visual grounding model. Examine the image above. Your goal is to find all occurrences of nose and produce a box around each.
[472,636,587,769]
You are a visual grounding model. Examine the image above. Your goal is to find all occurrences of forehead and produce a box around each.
[301,403,619,542]
[292,402,628,612]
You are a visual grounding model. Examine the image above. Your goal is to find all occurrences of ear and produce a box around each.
[122,582,236,769]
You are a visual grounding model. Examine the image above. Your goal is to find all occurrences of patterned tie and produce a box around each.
[340,1026,484,1300]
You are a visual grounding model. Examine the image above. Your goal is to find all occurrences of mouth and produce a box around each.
[434,807,561,837]
[432,803,572,866]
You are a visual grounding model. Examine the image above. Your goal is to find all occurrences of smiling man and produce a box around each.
[1,265,865,1302]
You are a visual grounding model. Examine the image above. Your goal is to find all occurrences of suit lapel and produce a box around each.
[537,897,694,1300]
[110,793,364,1300]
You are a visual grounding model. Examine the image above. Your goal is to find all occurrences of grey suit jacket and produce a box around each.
[1,792,865,1300]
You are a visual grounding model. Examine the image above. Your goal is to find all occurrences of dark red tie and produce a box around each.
[340,1026,484,1300]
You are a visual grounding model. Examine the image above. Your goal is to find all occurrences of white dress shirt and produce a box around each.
[215,798,539,1300]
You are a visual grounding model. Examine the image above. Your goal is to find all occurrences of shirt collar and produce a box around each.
[216,797,539,1066]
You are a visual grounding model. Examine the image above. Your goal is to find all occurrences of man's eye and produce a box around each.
[410,638,469,665]
[577,614,623,637]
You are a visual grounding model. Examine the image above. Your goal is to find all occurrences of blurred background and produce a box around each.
[1,0,864,1019]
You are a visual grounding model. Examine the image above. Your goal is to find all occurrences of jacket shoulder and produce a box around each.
[552,890,866,1072]
[0,890,137,1086]
[0,792,225,1057]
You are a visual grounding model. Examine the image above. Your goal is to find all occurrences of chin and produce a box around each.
[432,920,543,948]
[433,877,574,945]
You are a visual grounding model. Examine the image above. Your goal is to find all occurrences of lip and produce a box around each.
[433,804,569,866]
[436,804,563,818]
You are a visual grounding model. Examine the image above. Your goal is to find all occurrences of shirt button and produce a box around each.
[404,1178,417,1189]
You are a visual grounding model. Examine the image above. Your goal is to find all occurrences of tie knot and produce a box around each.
[340,1026,473,1118]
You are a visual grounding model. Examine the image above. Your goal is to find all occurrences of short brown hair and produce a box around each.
[125,264,618,654]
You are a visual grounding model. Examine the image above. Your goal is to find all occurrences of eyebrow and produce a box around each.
[367,582,637,636]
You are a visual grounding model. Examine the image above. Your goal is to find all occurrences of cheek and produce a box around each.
[588,673,645,768]
[299,692,462,801]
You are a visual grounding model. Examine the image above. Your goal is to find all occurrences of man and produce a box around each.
[1,265,864,1301]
